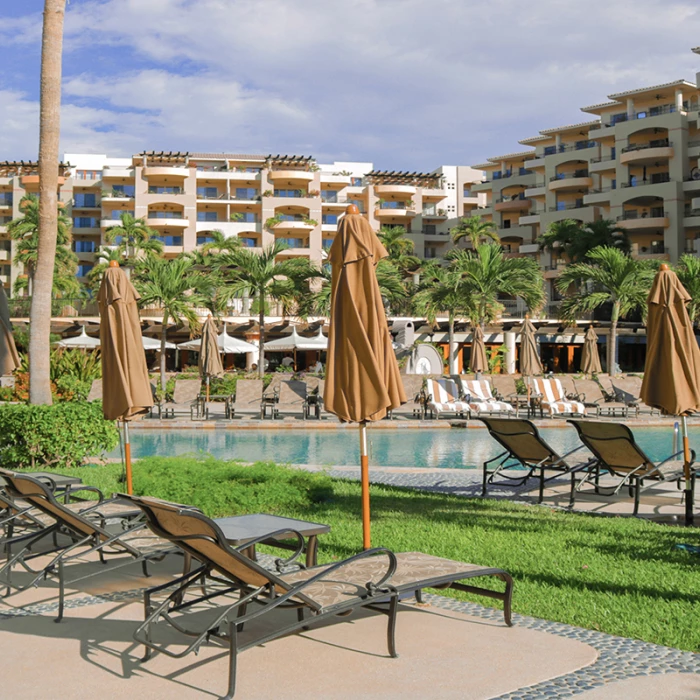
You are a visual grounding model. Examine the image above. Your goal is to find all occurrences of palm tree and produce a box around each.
[218,242,319,376]
[8,194,79,298]
[133,254,208,393]
[105,212,163,260]
[674,254,700,323]
[538,218,631,264]
[377,225,421,277]
[449,244,545,326]
[28,0,66,404]
[450,215,499,248]
[556,246,656,374]
[413,261,471,373]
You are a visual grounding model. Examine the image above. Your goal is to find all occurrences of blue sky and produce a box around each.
[1,0,700,170]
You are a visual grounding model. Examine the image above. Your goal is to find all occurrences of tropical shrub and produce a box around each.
[0,401,119,469]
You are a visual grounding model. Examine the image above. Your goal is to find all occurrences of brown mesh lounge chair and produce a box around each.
[610,376,658,416]
[119,494,513,700]
[556,376,583,402]
[567,420,698,514]
[596,373,616,398]
[390,375,425,419]
[159,379,202,419]
[307,378,327,419]
[478,417,594,502]
[227,379,264,419]
[490,375,529,416]
[271,380,308,419]
[0,469,174,621]
[572,379,629,417]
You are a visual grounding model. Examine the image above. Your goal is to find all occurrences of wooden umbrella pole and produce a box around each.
[123,420,133,495]
[682,416,693,526]
[360,421,371,549]
[206,375,210,402]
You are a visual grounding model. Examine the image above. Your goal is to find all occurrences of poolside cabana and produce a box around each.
[56,326,100,349]
[178,326,258,370]
[141,336,177,351]
[263,326,328,370]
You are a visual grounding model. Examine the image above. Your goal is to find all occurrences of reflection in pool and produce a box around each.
[111,425,695,470]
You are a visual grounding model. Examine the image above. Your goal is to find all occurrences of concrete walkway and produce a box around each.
[0,551,698,699]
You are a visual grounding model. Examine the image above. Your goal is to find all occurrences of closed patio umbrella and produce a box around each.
[518,315,542,376]
[98,261,153,494]
[199,316,224,401]
[0,285,20,375]
[470,325,488,375]
[580,325,602,375]
[324,209,406,548]
[640,264,700,525]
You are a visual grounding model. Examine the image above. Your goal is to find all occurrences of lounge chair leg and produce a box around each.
[226,620,238,700]
[538,469,545,503]
[55,560,64,623]
[482,465,488,497]
[387,594,399,658]
[415,589,423,604]
[502,573,514,627]
[633,479,640,516]
[237,601,247,632]
[142,560,151,578]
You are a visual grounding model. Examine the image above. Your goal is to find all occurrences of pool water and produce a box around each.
[114,425,699,470]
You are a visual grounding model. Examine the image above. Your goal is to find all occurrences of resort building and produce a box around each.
[0,152,484,294]
[471,79,700,303]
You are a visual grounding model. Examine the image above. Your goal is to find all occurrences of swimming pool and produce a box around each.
[115,425,698,470]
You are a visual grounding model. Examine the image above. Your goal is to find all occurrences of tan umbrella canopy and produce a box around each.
[580,326,602,375]
[518,316,542,376]
[199,316,224,401]
[640,264,700,525]
[470,326,488,374]
[98,261,153,494]
[0,285,20,375]
[324,210,406,548]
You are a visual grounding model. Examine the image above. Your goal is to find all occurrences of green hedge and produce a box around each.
[0,401,119,469]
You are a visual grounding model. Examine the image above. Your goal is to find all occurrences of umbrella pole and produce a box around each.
[123,420,133,496]
[206,375,210,402]
[682,416,693,526]
[360,421,371,550]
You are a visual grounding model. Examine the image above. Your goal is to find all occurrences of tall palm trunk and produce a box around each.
[258,289,265,377]
[608,300,620,376]
[160,313,168,394]
[29,0,66,404]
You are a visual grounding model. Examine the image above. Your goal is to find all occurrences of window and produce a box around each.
[74,193,97,207]
[148,186,182,194]
[73,240,96,253]
[322,214,338,225]
[0,193,13,206]
[235,212,258,223]
[463,188,471,197]
[73,217,98,228]
[348,199,364,212]
[240,237,257,247]
[75,170,100,180]
[197,187,218,199]
[322,238,333,249]
[610,147,616,159]
[351,177,363,186]
[235,187,257,199]
[197,211,218,222]
[197,235,215,244]
[423,224,436,235]
[110,210,134,220]
[280,238,304,248]
[321,191,338,203]
[274,189,302,198]
[502,220,511,229]
[76,264,94,277]
[149,211,184,219]
[154,235,183,246]
[543,146,557,156]
[424,246,437,259]
[651,172,670,184]
[111,184,135,197]
[556,201,567,211]
[610,112,628,125]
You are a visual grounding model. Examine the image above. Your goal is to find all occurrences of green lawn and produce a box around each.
[66,456,700,651]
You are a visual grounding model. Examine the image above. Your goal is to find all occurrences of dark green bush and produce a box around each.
[132,455,333,518]
[0,401,119,469]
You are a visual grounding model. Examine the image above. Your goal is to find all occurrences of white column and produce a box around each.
[627,98,635,118]
[676,89,684,111]
[504,331,516,374]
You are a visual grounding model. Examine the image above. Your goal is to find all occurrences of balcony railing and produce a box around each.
[542,142,596,156]
[8,297,100,318]
[549,171,590,181]
[549,202,586,212]
[620,174,670,188]
[149,212,185,219]
[148,186,183,195]
[588,186,617,194]
[602,103,679,127]
[618,209,666,221]
[495,194,528,203]
[589,154,616,163]
[621,139,671,153]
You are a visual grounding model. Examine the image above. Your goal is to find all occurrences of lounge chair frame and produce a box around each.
[567,420,698,514]
[0,470,173,621]
[120,494,513,699]
[478,417,593,502]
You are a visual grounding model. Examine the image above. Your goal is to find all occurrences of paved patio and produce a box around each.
[0,549,698,699]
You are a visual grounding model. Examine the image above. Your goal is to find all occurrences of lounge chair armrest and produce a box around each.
[63,484,105,503]
[234,528,306,570]
[655,449,696,471]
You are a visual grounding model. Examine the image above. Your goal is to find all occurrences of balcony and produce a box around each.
[601,103,679,128]
[319,172,352,185]
[268,170,315,184]
[146,213,189,228]
[620,140,673,165]
[589,156,616,173]
[548,202,588,213]
[583,187,615,205]
[143,165,189,179]
[374,202,416,219]
[102,166,135,179]
[684,208,700,227]
[421,207,448,219]
[617,210,669,230]
[374,184,416,196]
[620,174,671,190]
[542,141,596,156]
[548,172,592,191]
[494,195,531,212]
[269,217,316,232]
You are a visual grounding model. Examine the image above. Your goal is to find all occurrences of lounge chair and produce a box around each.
[556,376,583,402]
[390,375,425,419]
[158,379,202,419]
[119,493,514,700]
[529,377,586,418]
[490,375,529,416]
[595,374,616,399]
[567,420,698,514]
[478,417,594,502]
[424,378,470,419]
[271,380,308,419]
[307,378,327,419]
[572,379,629,417]
[461,378,514,416]
[610,376,658,416]
[87,379,102,402]
[227,379,264,419]
[0,469,174,621]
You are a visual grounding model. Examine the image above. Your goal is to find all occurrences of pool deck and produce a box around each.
[1,549,698,699]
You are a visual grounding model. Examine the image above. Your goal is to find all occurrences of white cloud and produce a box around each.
[3,0,700,166]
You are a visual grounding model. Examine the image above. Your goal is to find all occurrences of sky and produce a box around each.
[1,0,700,170]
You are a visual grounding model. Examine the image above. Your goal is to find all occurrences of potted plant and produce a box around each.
[230,212,244,222]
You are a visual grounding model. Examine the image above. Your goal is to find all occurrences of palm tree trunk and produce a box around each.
[160,314,168,394]
[609,301,620,376]
[29,0,66,405]
[258,289,265,378]
[448,313,456,374]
